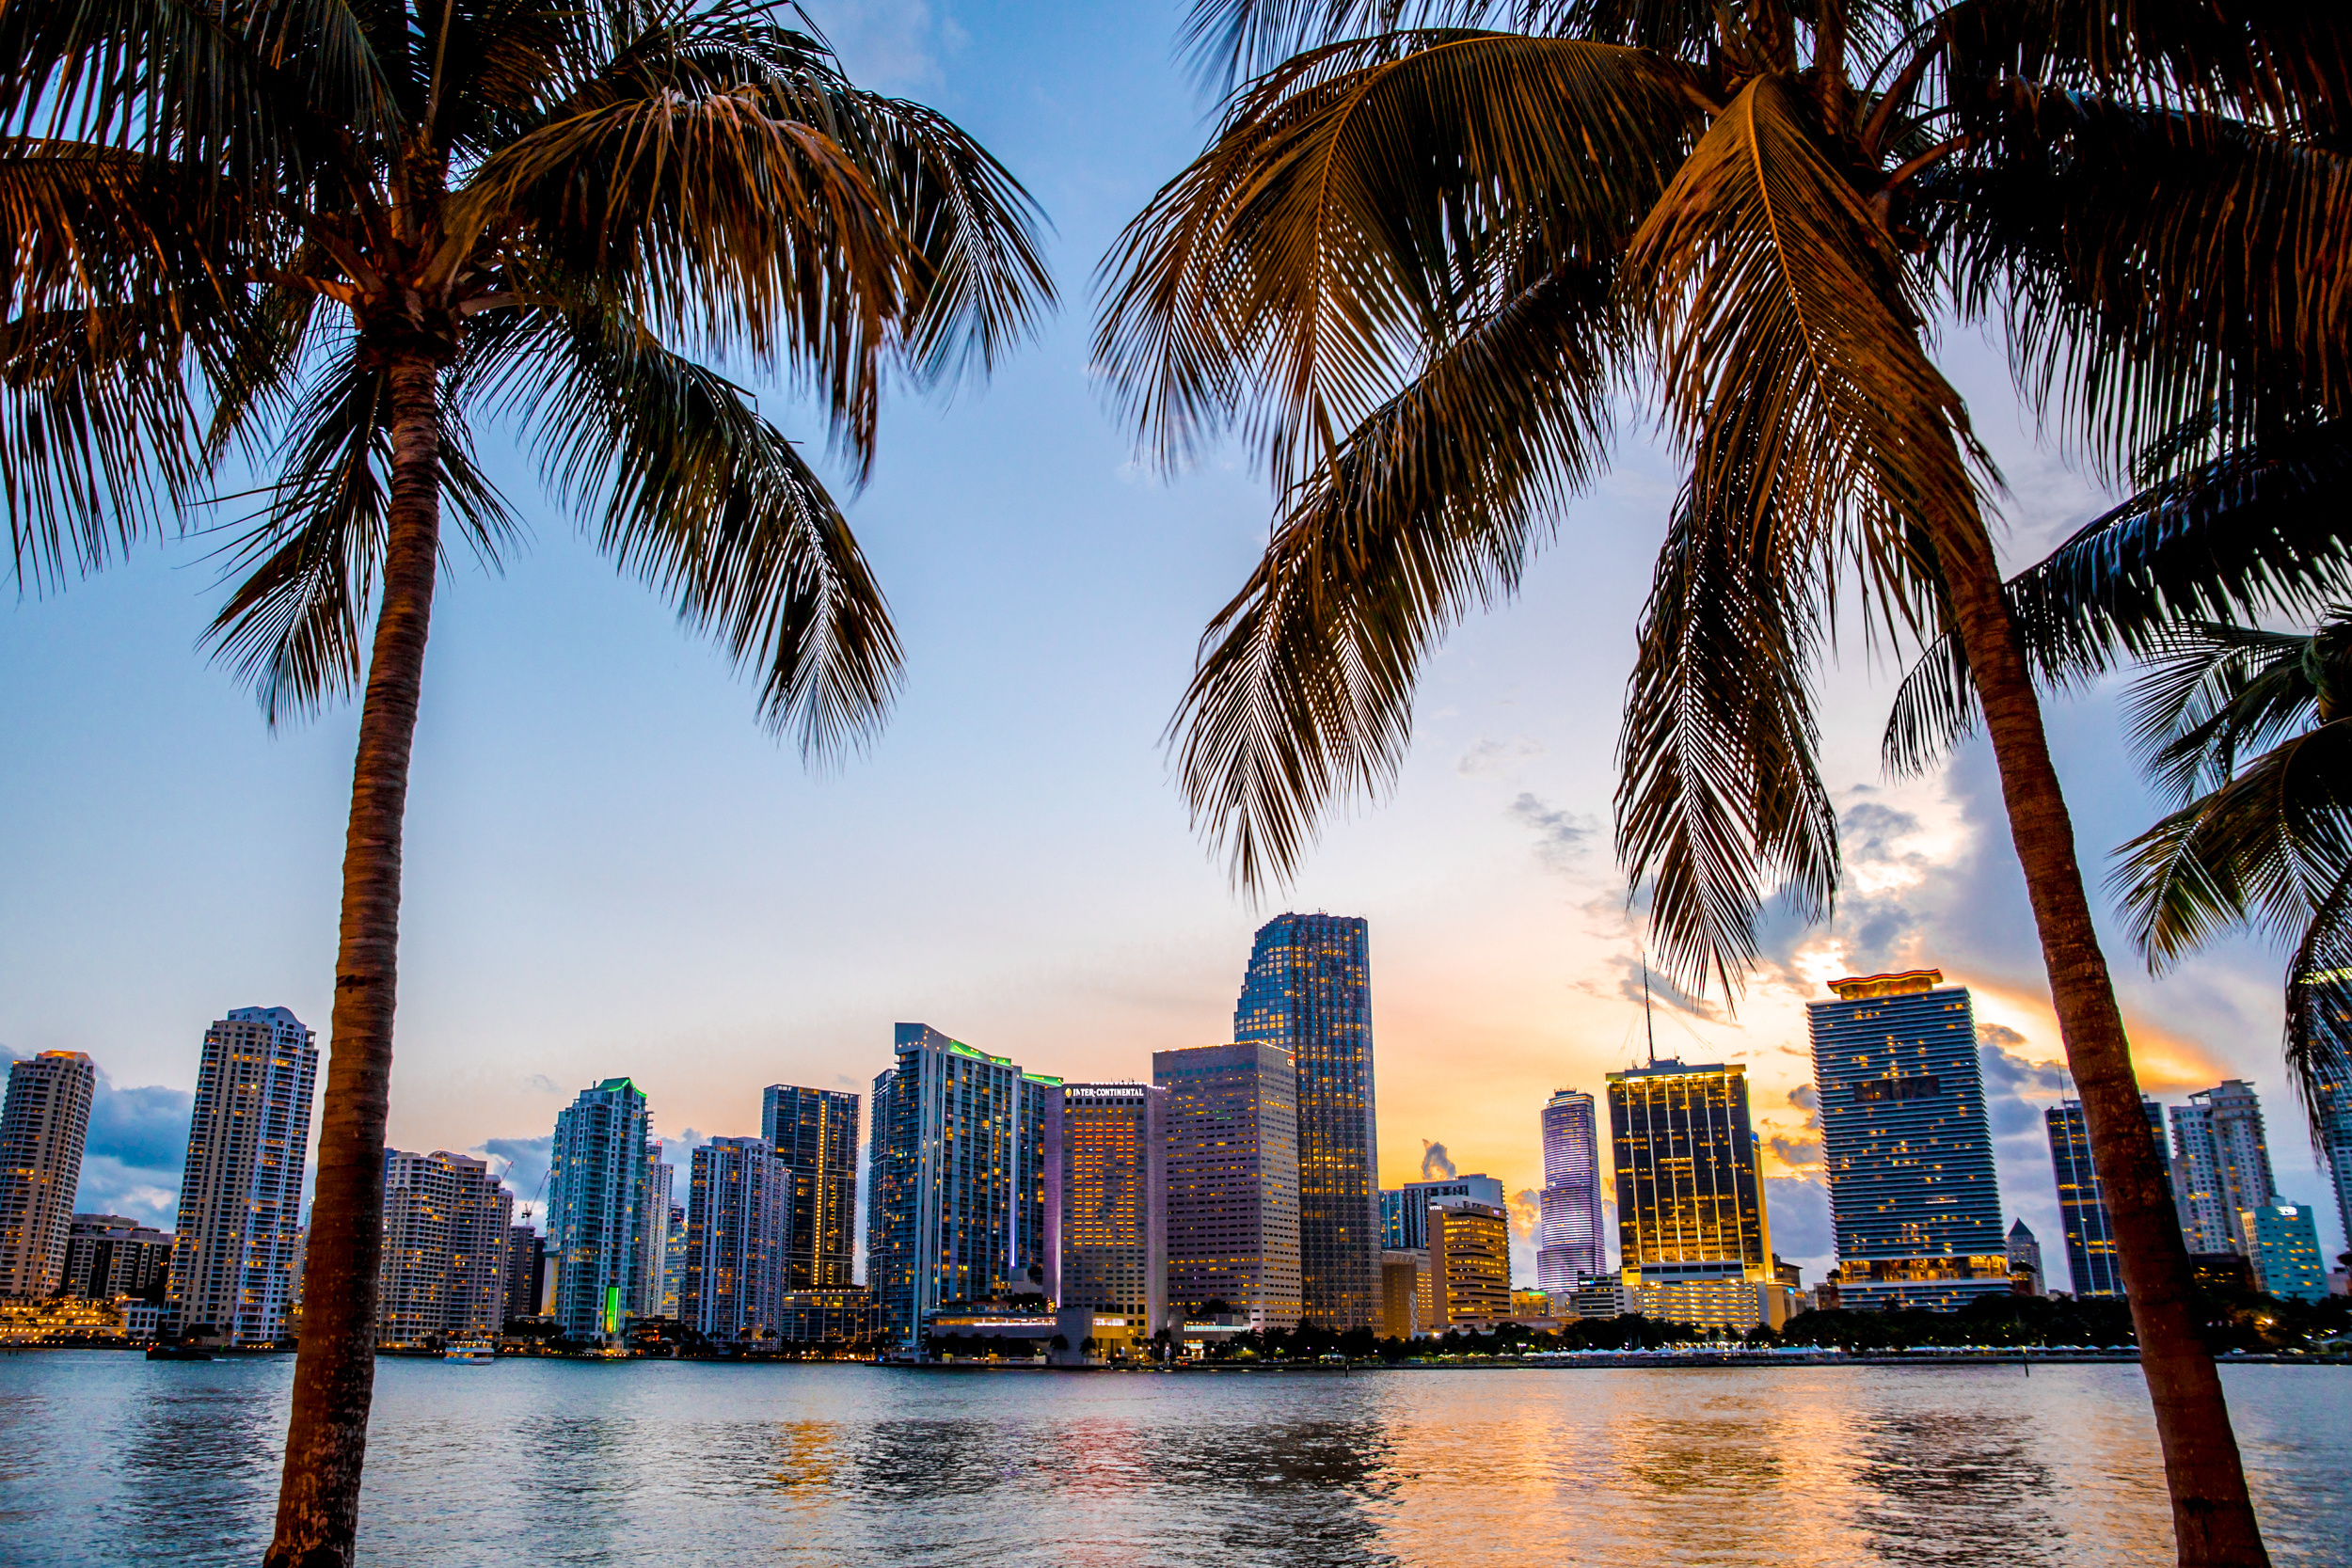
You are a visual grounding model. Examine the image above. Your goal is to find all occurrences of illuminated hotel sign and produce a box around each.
[1065,1085,1144,1099]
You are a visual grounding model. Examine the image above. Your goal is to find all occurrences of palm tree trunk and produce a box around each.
[1928,495,2269,1568]
[266,352,444,1568]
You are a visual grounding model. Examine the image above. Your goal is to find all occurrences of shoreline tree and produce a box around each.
[1096,4,2347,1563]
[4,2,1050,1562]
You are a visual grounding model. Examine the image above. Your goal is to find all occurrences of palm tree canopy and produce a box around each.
[4,0,1053,753]
[1096,0,2352,1000]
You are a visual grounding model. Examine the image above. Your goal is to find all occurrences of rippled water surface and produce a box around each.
[3,1354,2345,1565]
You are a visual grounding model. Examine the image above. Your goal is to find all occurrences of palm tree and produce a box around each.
[4,2,1049,1561]
[1096,3,2346,1561]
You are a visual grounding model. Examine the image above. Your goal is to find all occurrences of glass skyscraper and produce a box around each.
[866,1024,1058,1346]
[168,1008,317,1344]
[1154,1042,1302,1330]
[1808,971,2009,1310]
[2319,1067,2352,1267]
[2046,1098,2169,1296]
[1605,1059,1772,1288]
[762,1084,861,1288]
[1233,913,1377,1329]
[2170,1081,2277,1256]
[1537,1088,1606,1292]
[682,1136,792,1344]
[547,1077,651,1341]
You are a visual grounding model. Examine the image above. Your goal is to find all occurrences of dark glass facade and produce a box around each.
[1233,913,1377,1328]
[1154,1042,1301,1329]
[762,1084,862,1289]
[2046,1098,2169,1297]
[1605,1060,1771,1285]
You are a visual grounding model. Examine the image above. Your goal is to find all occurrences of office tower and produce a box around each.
[1426,1201,1511,1327]
[1537,1088,1607,1294]
[1379,1249,1433,1338]
[2319,1067,2352,1260]
[660,1205,687,1318]
[682,1136,791,1343]
[1056,1082,1166,1324]
[2046,1097,2169,1296]
[866,1024,1058,1345]
[377,1149,513,1345]
[762,1085,861,1288]
[547,1078,651,1341]
[502,1226,544,1323]
[168,1008,317,1344]
[1606,1058,1772,1287]
[1234,913,1377,1329]
[1808,971,2010,1310]
[2241,1200,2328,1301]
[61,1214,175,1301]
[2005,1220,2043,1296]
[634,1146,672,1320]
[0,1051,97,1299]
[1378,1175,1507,1250]
[2170,1081,2278,1255]
[1154,1041,1302,1331]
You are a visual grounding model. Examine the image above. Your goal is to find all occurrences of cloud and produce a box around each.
[1419,1139,1456,1180]
[479,1135,553,1213]
[1610,957,1729,1025]
[818,0,959,91]
[1457,737,1546,778]
[522,1074,560,1094]
[1979,1028,2070,1138]
[1,1046,193,1230]
[1507,792,1593,871]
[1765,1177,1833,1280]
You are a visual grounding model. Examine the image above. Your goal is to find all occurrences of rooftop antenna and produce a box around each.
[1641,958,1658,1068]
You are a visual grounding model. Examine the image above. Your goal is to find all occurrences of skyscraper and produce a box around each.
[61,1214,175,1302]
[502,1225,544,1323]
[168,1008,316,1344]
[1605,1059,1772,1289]
[1154,1041,1302,1331]
[1234,913,1377,1329]
[1378,1175,1505,1250]
[2318,1067,2352,1264]
[1426,1201,1511,1327]
[2006,1219,2043,1295]
[1809,971,2010,1310]
[635,1145,673,1321]
[0,1051,97,1299]
[2046,1097,2169,1296]
[761,1085,860,1288]
[866,1024,1058,1346]
[547,1078,651,1341]
[2170,1081,2277,1256]
[682,1136,791,1344]
[1537,1088,1607,1293]
[377,1149,513,1345]
[2242,1200,2328,1301]
[660,1205,687,1318]
[1056,1082,1166,1325]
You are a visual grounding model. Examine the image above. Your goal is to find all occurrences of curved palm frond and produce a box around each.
[203,340,519,722]
[2112,717,2352,965]
[1882,418,2352,776]
[1173,261,1620,887]
[471,304,901,761]
[1615,471,1837,1001]
[2282,859,2352,1135]
[1097,30,1696,489]
[2121,621,2319,805]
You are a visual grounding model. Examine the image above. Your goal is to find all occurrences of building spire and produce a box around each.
[1641,959,1657,1069]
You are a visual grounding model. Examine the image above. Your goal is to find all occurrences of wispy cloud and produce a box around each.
[1419,1139,1456,1180]
[1508,792,1593,872]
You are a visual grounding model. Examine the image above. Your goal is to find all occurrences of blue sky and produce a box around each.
[1,0,2342,1291]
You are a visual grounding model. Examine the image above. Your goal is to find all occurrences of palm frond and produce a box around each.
[1172,261,1620,887]
[471,305,900,760]
[2282,860,2352,1141]
[1883,419,2352,776]
[1096,30,1695,490]
[2122,622,2318,806]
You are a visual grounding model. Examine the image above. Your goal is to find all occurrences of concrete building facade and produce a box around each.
[682,1136,792,1344]
[1056,1082,1166,1326]
[1154,1041,1302,1331]
[2171,1081,2277,1257]
[0,1052,97,1299]
[377,1149,512,1345]
[61,1214,174,1302]
[168,1008,317,1344]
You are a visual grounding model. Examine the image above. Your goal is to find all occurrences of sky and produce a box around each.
[1,0,2343,1295]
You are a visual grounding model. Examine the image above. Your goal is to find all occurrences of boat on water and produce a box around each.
[443,1341,496,1364]
[146,1345,212,1361]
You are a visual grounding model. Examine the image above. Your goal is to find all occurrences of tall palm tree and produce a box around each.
[1096,2,2346,1561]
[3,2,1049,1561]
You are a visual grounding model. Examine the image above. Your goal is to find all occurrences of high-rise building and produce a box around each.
[1808,971,2010,1310]
[2046,1097,2169,1296]
[2170,1082,2277,1256]
[502,1225,544,1323]
[1426,1201,1511,1327]
[660,1205,686,1318]
[2318,1066,2352,1263]
[1379,1248,1433,1338]
[1536,1088,1607,1295]
[866,1025,1058,1346]
[2005,1219,2043,1296]
[635,1146,673,1321]
[1606,1059,1772,1288]
[762,1085,860,1289]
[1378,1176,1506,1250]
[61,1214,175,1302]
[682,1136,792,1344]
[377,1149,512,1345]
[1056,1082,1166,1326]
[547,1078,651,1341]
[2242,1200,2328,1301]
[0,1051,97,1299]
[1154,1041,1302,1331]
[1234,913,1377,1329]
[168,1008,317,1344]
